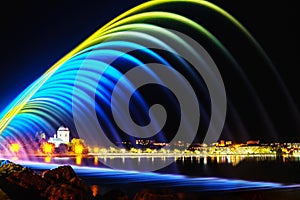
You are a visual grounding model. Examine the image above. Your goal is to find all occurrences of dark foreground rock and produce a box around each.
[134,189,179,200]
[132,188,300,200]
[100,189,129,200]
[2,160,300,200]
[0,160,93,200]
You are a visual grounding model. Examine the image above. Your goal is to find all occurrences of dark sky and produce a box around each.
[0,1,299,142]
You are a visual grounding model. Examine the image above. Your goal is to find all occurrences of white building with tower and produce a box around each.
[48,126,70,147]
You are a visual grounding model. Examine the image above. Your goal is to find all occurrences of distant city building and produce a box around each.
[151,142,170,149]
[246,140,260,146]
[48,126,70,148]
[115,141,133,149]
[218,140,225,147]
[173,140,185,147]
[135,139,152,146]
[211,142,219,146]
[215,140,233,147]
[188,143,206,151]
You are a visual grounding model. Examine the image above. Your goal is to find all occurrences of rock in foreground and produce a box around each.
[0,160,93,200]
[2,160,300,200]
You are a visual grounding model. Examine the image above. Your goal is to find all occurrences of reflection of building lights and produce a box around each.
[204,156,207,165]
[227,156,231,164]
[90,185,99,197]
[221,156,226,163]
[216,156,220,163]
[45,156,51,163]
[76,156,82,165]
[10,143,20,153]
[94,156,98,165]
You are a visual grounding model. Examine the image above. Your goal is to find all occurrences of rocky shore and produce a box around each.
[0,160,94,200]
[1,160,300,200]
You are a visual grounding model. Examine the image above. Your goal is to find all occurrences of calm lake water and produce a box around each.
[5,155,300,197]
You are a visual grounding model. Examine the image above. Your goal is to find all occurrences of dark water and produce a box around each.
[18,155,300,184]
[6,155,300,197]
[162,155,300,184]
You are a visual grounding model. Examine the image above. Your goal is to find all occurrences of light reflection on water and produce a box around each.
[5,154,300,168]
[3,154,300,193]
[93,155,245,167]
[11,159,300,196]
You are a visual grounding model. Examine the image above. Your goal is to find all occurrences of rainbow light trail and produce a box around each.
[13,160,300,193]
[0,0,297,160]
[1,0,300,193]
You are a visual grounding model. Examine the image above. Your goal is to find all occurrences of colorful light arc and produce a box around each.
[0,0,295,158]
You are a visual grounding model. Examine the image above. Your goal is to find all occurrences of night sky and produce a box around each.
[0,0,299,143]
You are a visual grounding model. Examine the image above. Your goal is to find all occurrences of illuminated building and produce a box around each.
[246,140,260,146]
[48,126,70,147]
[135,139,153,146]
[218,140,225,147]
